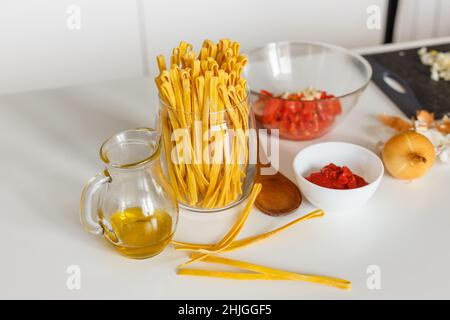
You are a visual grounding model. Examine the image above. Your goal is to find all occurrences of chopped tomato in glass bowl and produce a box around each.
[244,41,372,140]
[253,89,342,140]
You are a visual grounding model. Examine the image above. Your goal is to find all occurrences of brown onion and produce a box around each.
[382,131,435,180]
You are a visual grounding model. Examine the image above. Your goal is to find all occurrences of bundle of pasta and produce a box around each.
[155,39,252,210]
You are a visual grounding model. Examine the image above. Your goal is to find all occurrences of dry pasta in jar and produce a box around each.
[155,39,256,212]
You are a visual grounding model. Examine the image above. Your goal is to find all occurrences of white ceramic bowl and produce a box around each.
[293,142,384,212]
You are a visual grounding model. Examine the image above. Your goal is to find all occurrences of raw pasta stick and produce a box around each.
[217,69,226,86]
[178,269,288,280]
[172,209,324,252]
[158,80,185,141]
[160,83,188,179]
[218,39,230,51]
[178,74,198,204]
[207,57,218,71]
[203,77,223,202]
[238,79,247,93]
[191,83,205,193]
[219,85,247,170]
[182,51,196,69]
[161,116,189,200]
[186,165,198,205]
[169,68,190,175]
[237,55,248,66]
[234,64,243,83]
[186,256,351,290]
[227,85,248,131]
[229,141,241,200]
[195,76,204,111]
[169,67,187,128]
[211,153,230,208]
[202,129,224,203]
[216,132,233,207]
[158,81,176,107]
[231,90,249,167]
[224,48,234,66]
[235,84,246,102]
[182,78,209,196]
[185,145,209,196]
[159,70,172,87]
[181,76,192,124]
[219,85,241,128]
[178,270,348,289]
[218,85,247,168]
[203,40,218,60]
[178,41,189,61]
[228,59,237,76]
[192,60,201,80]
[156,55,166,72]
[216,51,224,66]
[231,42,240,56]
[181,66,210,190]
[232,136,244,198]
[210,44,218,60]
[170,48,179,66]
[201,71,213,179]
[165,128,188,194]
[202,173,226,209]
[199,47,208,61]
[191,148,209,191]
[202,39,213,52]
[200,60,208,74]
[220,62,228,71]
[164,115,187,194]
[212,63,219,76]
[178,183,262,268]
[161,115,181,200]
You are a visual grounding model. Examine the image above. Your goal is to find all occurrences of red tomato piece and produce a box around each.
[262,98,282,123]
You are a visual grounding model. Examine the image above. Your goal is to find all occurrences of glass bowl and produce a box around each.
[244,41,372,140]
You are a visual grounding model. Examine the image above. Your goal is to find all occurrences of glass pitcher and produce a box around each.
[80,128,179,259]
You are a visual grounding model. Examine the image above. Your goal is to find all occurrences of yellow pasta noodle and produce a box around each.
[172,209,324,252]
[178,183,262,268]
[178,270,289,280]
[179,255,351,290]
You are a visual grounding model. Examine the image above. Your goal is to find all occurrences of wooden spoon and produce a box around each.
[254,136,302,216]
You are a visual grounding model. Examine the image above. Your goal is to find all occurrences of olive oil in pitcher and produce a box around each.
[101,207,173,259]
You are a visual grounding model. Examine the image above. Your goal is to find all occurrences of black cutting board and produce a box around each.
[364,43,450,118]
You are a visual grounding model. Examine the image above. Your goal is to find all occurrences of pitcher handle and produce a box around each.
[80,170,111,235]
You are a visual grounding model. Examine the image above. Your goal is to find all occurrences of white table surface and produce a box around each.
[1,38,449,300]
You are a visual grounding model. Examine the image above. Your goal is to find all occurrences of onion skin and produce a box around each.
[382,131,435,180]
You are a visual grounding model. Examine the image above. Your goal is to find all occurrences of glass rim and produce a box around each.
[158,90,249,115]
[244,40,373,102]
[99,127,161,169]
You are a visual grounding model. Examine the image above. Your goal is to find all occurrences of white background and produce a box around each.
[0,0,448,95]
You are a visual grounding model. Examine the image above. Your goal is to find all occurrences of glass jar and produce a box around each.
[158,94,257,213]
[80,128,179,259]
